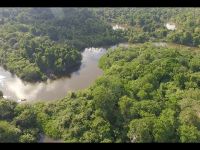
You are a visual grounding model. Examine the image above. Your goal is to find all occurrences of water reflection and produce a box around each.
[0,47,107,102]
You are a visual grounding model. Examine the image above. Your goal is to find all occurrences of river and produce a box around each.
[0,43,128,142]
[0,41,195,142]
[0,42,190,104]
[0,47,107,103]
[0,24,174,104]
[0,43,129,103]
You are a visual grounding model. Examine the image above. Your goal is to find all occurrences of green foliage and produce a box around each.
[13,109,38,129]
[0,8,123,82]
[0,121,21,143]
[178,125,200,143]
[0,91,3,97]
[19,133,37,143]
[128,117,155,143]
[0,99,17,120]
[93,8,200,47]
[153,109,178,142]
[0,99,41,142]
[35,43,200,143]
[2,8,200,143]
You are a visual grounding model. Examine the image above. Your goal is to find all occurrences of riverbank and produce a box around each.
[0,46,109,102]
[1,42,199,103]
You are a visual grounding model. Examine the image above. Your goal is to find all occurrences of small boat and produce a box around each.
[17,99,27,102]
[3,95,8,99]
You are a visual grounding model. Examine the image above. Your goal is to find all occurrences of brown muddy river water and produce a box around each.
[0,42,172,142]
[0,47,108,102]
[0,43,129,103]
[0,43,127,142]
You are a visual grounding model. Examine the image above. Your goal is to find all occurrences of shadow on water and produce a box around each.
[0,42,172,103]
[53,62,82,79]
[0,46,111,102]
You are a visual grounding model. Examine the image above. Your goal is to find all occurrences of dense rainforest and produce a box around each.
[0,8,200,82]
[2,43,200,142]
[0,8,124,82]
[1,8,200,143]
[93,8,200,47]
